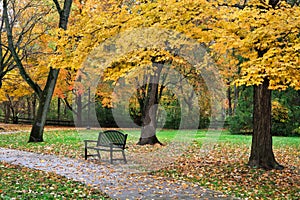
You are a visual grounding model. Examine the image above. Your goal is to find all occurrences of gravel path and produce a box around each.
[0,147,238,199]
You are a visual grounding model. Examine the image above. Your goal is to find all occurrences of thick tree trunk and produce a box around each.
[248,79,283,170]
[28,0,72,142]
[29,68,59,142]
[137,62,163,145]
[137,81,163,145]
[138,99,163,145]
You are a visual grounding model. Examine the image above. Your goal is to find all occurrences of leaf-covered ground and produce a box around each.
[155,143,300,199]
[0,161,109,199]
[0,125,299,199]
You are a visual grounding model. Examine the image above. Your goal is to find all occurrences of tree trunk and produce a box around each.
[4,102,10,123]
[138,93,163,145]
[29,68,59,142]
[227,85,233,116]
[32,94,37,118]
[76,94,83,127]
[233,84,239,115]
[57,97,61,121]
[248,79,283,170]
[27,97,32,119]
[137,62,163,145]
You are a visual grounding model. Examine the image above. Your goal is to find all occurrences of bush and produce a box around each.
[228,87,300,136]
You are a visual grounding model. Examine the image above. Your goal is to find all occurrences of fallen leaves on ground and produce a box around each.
[155,143,300,200]
[0,161,109,199]
[0,126,299,199]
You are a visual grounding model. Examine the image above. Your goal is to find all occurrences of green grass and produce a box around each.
[0,130,110,199]
[0,129,298,157]
[0,129,299,200]
[0,161,109,199]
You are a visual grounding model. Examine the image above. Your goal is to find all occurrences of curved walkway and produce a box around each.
[0,148,238,199]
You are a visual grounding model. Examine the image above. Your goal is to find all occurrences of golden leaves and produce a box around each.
[49,0,300,93]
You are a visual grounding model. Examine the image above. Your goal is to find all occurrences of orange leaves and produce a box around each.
[156,142,300,199]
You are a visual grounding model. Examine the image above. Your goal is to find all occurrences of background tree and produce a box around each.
[0,69,33,123]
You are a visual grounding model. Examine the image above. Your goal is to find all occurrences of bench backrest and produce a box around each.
[97,130,127,149]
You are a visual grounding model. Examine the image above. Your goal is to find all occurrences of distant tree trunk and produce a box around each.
[32,94,37,118]
[4,102,10,123]
[137,62,163,145]
[27,97,32,119]
[227,85,232,116]
[76,94,83,126]
[233,84,239,115]
[248,79,283,170]
[57,97,61,120]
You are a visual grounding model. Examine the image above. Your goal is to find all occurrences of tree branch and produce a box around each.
[3,0,42,97]
[53,0,62,14]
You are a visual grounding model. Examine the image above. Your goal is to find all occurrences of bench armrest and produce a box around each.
[84,140,98,147]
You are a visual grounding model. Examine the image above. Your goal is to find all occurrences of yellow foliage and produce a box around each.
[272,101,289,123]
[49,0,300,92]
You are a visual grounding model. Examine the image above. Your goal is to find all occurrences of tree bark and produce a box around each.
[29,68,59,142]
[248,79,283,170]
[137,62,163,145]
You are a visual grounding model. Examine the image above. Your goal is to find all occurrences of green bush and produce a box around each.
[228,87,300,136]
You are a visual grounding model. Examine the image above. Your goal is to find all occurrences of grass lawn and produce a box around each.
[0,129,299,199]
[0,161,109,199]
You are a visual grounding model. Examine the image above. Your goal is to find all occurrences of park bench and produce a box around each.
[84,130,128,164]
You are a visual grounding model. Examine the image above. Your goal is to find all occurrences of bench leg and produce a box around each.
[85,148,87,160]
[96,150,101,160]
[110,146,113,164]
[122,150,127,164]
